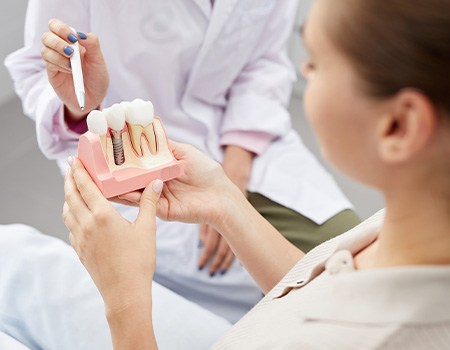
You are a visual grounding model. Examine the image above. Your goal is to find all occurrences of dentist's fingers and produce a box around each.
[45,61,72,75]
[198,225,220,271]
[219,250,236,275]
[70,157,109,211]
[209,237,235,275]
[47,18,79,45]
[199,223,207,244]
[41,31,76,58]
[41,47,72,73]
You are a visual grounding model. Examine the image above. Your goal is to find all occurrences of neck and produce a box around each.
[372,187,450,268]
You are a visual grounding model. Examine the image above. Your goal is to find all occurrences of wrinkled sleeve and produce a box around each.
[220,1,299,155]
[4,0,89,160]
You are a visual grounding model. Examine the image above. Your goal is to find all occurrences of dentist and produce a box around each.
[5,0,358,325]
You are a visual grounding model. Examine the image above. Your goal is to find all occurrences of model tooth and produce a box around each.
[86,110,108,153]
[125,99,154,126]
[104,104,126,131]
[142,123,157,154]
[104,104,126,166]
[87,110,108,135]
[124,99,156,156]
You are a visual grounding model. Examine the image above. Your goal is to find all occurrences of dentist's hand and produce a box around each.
[63,157,162,315]
[198,146,253,276]
[41,18,109,122]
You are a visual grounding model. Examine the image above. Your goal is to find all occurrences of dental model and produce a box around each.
[104,104,126,166]
[125,99,157,156]
[78,100,184,198]
[86,110,108,153]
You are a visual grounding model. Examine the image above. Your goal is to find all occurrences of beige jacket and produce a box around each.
[214,210,450,349]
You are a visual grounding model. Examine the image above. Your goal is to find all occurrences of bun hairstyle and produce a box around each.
[327,0,450,113]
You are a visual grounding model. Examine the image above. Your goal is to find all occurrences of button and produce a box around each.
[325,250,355,275]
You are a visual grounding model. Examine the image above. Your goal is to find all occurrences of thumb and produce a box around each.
[136,179,164,227]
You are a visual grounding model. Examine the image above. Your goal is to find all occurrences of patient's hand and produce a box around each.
[63,157,162,314]
[113,141,241,229]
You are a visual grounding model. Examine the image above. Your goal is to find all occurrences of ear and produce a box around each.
[377,90,437,163]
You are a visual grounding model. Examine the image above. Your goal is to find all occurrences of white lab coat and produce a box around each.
[5,0,352,322]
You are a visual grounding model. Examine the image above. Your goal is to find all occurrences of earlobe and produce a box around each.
[377,90,436,164]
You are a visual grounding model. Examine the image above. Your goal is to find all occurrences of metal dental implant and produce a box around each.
[105,104,126,166]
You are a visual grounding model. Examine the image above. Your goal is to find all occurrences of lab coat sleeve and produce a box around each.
[4,0,89,160]
[220,1,299,155]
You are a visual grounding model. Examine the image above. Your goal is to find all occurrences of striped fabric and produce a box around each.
[213,210,450,349]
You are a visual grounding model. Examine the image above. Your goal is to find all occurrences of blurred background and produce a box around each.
[0,0,383,242]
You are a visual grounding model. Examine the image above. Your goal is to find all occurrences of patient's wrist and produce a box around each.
[212,182,249,236]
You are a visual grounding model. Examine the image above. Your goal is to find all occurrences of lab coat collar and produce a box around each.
[191,0,213,19]
[204,0,239,46]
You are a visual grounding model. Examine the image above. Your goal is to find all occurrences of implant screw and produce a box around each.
[110,130,125,165]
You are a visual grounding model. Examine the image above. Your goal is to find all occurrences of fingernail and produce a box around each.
[77,31,87,40]
[198,265,204,271]
[67,156,74,166]
[64,46,74,56]
[209,272,216,278]
[198,240,203,248]
[220,270,226,276]
[152,179,163,194]
[68,33,78,43]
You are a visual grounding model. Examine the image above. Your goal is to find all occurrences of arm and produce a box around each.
[220,1,299,153]
[118,142,304,293]
[4,0,107,159]
[197,145,254,275]
[64,143,303,348]
[199,2,300,271]
[213,174,303,293]
[64,159,161,349]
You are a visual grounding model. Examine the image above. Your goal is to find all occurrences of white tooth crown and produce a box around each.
[125,98,154,126]
[86,110,108,135]
[104,103,126,131]
[120,101,131,111]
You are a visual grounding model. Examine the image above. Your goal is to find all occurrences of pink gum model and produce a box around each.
[78,117,184,198]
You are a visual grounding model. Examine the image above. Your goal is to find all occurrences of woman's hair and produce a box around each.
[327,0,450,113]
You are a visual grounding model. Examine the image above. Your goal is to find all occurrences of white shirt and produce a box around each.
[5,0,352,224]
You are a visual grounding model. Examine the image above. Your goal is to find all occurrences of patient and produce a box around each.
[63,0,450,348]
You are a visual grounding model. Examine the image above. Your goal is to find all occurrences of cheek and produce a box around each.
[303,80,364,170]
[303,80,340,154]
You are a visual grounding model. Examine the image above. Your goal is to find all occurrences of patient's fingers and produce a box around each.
[62,201,79,244]
[114,191,142,207]
[64,169,91,219]
[70,157,109,211]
